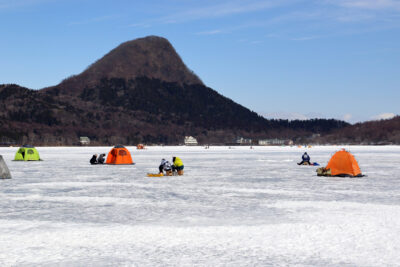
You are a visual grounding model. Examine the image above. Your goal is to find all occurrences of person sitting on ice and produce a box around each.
[97,153,106,164]
[159,159,172,176]
[298,152,311,165]
[90,154,98,165]
[172,156,184,175]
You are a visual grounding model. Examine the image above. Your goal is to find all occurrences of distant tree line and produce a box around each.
[2,80,397,146]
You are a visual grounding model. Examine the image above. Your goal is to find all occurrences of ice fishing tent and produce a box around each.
[106,145,133,165]
[0,155,12,179]
[14,145,41,161]
[318,149,362,177]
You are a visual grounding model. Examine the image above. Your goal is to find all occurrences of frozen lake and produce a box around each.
[0,145,399,266]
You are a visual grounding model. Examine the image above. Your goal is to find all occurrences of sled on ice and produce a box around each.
[147,173,164,177]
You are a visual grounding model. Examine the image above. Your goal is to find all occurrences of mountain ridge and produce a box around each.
[0,36,368,145]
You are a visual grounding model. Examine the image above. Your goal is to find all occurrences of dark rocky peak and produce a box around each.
[52,36,203,94]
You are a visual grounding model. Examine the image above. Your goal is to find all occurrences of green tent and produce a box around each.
[14,145,41,161]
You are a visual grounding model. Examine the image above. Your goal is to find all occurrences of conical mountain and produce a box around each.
[56,36,202,93]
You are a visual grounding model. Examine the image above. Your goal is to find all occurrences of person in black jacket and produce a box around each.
[90,154,98,165]
[298,152,311,165]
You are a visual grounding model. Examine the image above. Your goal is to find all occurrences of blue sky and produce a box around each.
[1,0,399,123]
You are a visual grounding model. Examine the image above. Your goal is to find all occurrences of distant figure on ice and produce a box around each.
[298,152,311,165]
[97,153,106,164]
[172,156,184,175]
[90,154,98,165]
[159,159,172,176]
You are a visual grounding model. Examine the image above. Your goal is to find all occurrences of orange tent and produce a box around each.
[325,149,362,177]
[106,145,133,165]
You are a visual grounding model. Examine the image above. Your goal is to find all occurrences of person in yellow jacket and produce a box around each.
[172,156,184,175]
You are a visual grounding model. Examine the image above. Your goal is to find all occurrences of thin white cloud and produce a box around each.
[266,33,280,38]
[335,13,376,22]
[125,0,400,38]
[343,113,353,122]
[196,29,223,35]
[290,35,321,41]
[267,10,324,24]
[0,0,51,9]
[68,15,118,26]
[128,1,290,30]
[370,112,396,120]
[267,6,377,25]
[160,0,294,24]
[266,31,324,41]
[330,0,400,10]
[128,22,152,28]
[264,1,400,25]
[322,0,400,24]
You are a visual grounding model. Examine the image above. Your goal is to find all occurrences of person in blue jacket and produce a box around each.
[298,152,311,165]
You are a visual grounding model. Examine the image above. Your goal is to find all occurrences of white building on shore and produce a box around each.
[79,137,90,145]
[258,138,286,146]
[236,137,252,145]
[184,136,198,146]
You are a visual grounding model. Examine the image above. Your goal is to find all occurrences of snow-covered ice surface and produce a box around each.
[0,145,399,266]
